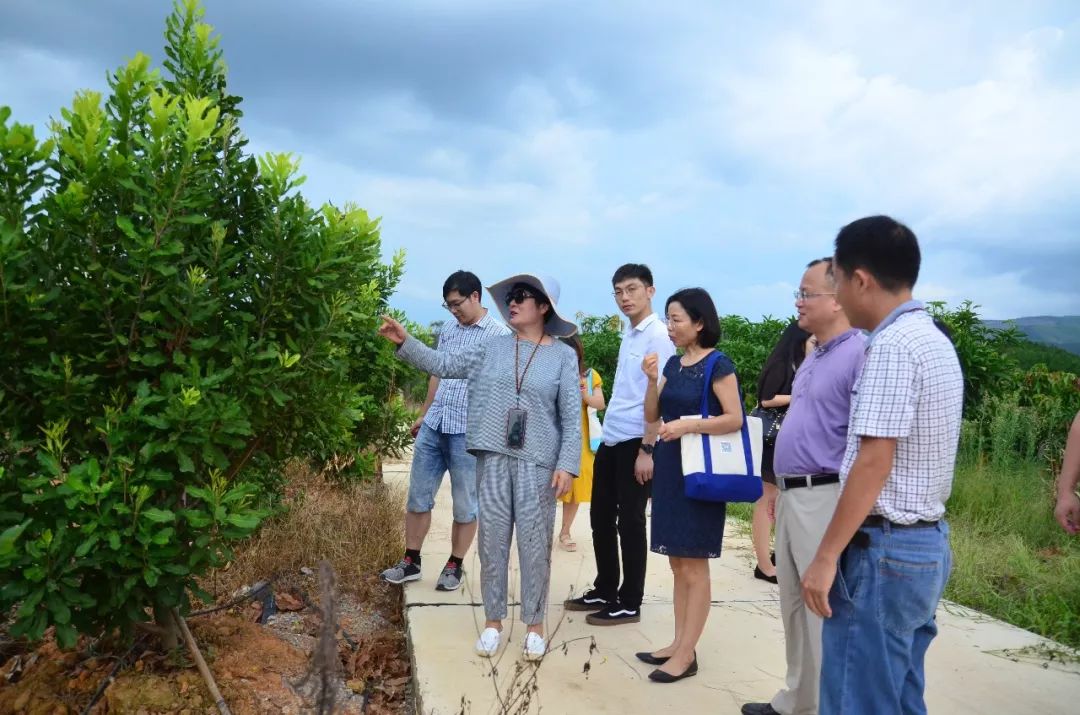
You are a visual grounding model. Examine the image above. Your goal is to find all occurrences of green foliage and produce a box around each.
[0,0,408,645]
[578,314,623,404]
[928,300,1023,407]
[946,459,1080,649]
[1006,339,1080,375]
[716,315,789,407]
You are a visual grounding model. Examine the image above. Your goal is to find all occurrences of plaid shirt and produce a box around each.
[423,311,510,434]
[840,303,964,523]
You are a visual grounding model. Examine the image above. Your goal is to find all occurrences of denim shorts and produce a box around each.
[407,423,478,523]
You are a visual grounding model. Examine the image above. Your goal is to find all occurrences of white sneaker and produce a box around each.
[523,632,546,661]
[476,627,501,657]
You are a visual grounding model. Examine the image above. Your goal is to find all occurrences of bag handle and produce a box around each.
[586,368,595,396]
[698,352,755,477]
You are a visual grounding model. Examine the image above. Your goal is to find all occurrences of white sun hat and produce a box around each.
[487,273,578,338]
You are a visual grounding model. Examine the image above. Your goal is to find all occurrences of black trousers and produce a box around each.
[590,438,650,609]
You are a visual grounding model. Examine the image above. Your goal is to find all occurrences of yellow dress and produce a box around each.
[560,369,602,504]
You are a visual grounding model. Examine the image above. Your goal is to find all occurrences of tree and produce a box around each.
[0,0,405,649]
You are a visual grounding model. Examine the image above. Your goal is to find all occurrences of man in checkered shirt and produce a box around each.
[801,216,964,715]
[380,270,509,591]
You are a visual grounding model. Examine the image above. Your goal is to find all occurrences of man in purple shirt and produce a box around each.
[742,257,865,715]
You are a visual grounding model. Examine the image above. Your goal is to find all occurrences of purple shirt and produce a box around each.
[773,329,866,476]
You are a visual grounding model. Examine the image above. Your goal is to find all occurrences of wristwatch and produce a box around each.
[639,443,655,456]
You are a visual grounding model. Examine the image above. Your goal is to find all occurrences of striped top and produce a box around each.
[398,333,582,475]
[423,311,510,434]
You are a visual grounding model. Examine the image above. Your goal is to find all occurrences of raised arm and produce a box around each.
[379,315,485,380]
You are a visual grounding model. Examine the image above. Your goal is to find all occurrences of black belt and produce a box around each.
[776,473,839,490]
[862,515,939,529]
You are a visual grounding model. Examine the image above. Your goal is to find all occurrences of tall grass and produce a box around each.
[946,456,1080,649]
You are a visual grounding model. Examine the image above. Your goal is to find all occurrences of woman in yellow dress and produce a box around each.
[557,334,605,551]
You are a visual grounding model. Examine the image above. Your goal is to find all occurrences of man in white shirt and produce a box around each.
[565,264,676,625]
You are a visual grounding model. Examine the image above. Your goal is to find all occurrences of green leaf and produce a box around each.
[0,520,30,556]
[176,449,195,473]
[74,536,99,558]
[23,565,47,582]
[55,622,78,649]
[185,485,213,502]
[143,568,159,588]
[141,508,176,524]
[225,512,262,530]
[151,527,175,545]
[46,594,72,625]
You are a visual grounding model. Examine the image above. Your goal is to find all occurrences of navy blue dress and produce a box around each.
[650,351,735,559]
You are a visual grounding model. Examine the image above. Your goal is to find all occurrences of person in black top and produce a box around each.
[751,321,813,583]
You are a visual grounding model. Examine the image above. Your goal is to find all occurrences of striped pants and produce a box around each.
[476,452,558,625]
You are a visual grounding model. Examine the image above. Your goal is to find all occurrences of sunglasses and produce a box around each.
[504,289,538,306]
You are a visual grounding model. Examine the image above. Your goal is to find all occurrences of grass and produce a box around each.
[945,457,1080,649]
[213,460,406,598]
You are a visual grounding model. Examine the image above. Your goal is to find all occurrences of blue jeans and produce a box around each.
[820,519,952,715]
[407,423,478,523]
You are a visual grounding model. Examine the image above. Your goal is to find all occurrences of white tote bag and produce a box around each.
[679,352,764,502]
[585,368,603,453]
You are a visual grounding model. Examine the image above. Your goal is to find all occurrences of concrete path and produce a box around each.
[383,459,1080,714]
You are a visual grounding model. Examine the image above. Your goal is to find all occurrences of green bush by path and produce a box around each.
[0,0,412,648]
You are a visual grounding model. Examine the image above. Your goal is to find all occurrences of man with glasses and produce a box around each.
[566,263,675,626]
[381,270,509,591]
[802,216,963,715]
[742,258,865,715]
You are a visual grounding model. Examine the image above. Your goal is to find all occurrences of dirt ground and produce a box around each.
[0,573,411,715]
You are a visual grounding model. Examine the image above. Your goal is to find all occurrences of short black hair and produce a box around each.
[443,270,482,301]
[666,287,721,348]
[833,216,920,292]
[612,263,654,288]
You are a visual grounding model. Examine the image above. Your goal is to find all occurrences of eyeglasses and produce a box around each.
[612,284,645,299]
[442,297,470,311]
[793,290,836,301]
[504,289,536,306]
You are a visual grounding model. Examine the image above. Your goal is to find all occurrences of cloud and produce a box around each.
[2,0,1078,325]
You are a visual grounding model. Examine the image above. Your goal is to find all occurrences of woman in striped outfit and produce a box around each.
[379,273,581,661]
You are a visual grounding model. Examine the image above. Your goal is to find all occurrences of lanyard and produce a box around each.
[515,335,544,403]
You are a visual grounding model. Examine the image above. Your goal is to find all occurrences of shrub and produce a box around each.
[0,0,406,648]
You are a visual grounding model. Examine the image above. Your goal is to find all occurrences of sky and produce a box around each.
[2,0,1079,326]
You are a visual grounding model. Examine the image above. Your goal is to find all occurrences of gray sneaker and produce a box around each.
[380,557,421,585]
[435,561,464,591]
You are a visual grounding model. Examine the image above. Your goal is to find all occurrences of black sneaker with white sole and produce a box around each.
[435,561,464,591]
[380,557,421,585]
[563,589,615,612]
[586,604,641,626]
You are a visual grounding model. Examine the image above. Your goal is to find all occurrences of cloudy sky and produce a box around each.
[3,1,1079,325]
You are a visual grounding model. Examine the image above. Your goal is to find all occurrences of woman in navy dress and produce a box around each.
[637,288,744,683]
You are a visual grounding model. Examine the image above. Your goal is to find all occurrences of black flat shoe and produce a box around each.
[754,566,778,584]
[635,651,670,665]
[649,657,698,683]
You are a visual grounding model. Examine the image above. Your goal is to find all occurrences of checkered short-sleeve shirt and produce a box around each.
[840,308,964,523]
[423,311,510,434]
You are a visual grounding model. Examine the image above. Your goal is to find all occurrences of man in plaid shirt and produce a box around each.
[802,216,964,714]
[380,270,509,591]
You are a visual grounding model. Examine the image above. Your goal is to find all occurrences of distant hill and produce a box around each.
[984,316,1080,357]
